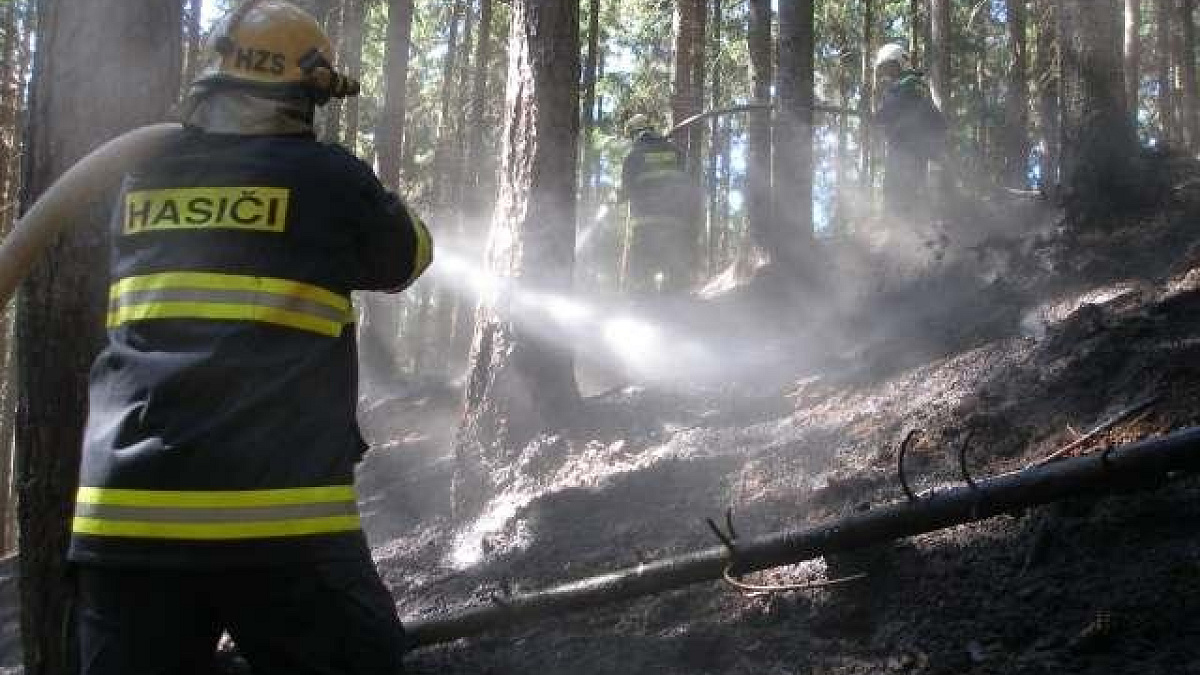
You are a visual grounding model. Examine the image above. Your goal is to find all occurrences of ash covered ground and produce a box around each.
[3,175,1200,674]
[360,174,1200,674]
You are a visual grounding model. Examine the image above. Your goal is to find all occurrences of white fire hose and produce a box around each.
[0,123,183,308]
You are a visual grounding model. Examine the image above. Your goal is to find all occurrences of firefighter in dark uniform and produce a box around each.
[69,2,432,673]
[874,44,947,223]
[619,115,697,295]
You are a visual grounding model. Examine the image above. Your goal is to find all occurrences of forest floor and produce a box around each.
[3,167,1200,674]
[365,166,1200,675]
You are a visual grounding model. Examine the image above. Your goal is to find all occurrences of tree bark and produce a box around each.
[860,0,875,184]
[1178,0,1199,147]
[453,0,582,518]
[776,0,815,253]
[673,0,706,176]
[1036,0,1061,190]
[746,0,773,257]
[1058,0,1139,217]
[340,0,365,150]
[930,0,952,114]
[17,2,181,672]
[184,0,204,87]
[1125,0,1142,120]
[581,0,602,200]
[1157,0,1177,140]
[706,0,724,274]
[1004,0,1031,187]
[322,1,346,143]
[378,0,415,191]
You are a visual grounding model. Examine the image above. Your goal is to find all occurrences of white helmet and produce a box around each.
[874,43,910,70]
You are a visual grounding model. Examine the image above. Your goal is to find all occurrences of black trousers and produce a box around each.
[76,557,407,675]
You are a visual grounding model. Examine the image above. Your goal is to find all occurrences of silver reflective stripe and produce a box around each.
[74,500,359,524]
[110,289,349,324]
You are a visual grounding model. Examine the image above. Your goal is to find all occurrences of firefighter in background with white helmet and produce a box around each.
[618,114,698,295]
[874,43,947,223]
[71,2,430,672]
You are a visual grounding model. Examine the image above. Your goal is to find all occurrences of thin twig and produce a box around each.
[1026,396,1161,469]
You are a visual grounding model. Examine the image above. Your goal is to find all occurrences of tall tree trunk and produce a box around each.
[378,0,415,191]
[673,0,706,175]
[322,1,346,143]
[1004,0,1031,186]
[1125,0,1143,120]
[341,0,365,150]
[910,0,923,63]
[1058,0,1139,217]
[434,0,468,209]
[453,0,582,518]
[17,3,181,673]
[776,0,815,255]
[746,0,773,256]
[1157,0,1177,140]
[581,0,602,200]
[0,0,18,207]
[860,0,875,184]
[930,0,952,113]
[1036,0,1062,190]
[707,0,724,274]
[450,0,498,370]
[1178,0,1199,147]
[184,0,203,87]
[0,0,16,554]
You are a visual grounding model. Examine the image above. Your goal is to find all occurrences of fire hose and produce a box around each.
[0,123,183,309]
[403,426,1200,647]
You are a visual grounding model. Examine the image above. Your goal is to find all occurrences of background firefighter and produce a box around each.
[619,115,700,296]
[69,2,432,673]
[873,44,948,225]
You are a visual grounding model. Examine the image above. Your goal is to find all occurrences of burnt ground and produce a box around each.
[361,177,1200,674]
[3,175,1200,674]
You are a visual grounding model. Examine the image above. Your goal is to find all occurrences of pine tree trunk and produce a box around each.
[0,0,16,554]
[673,0,706,176]
[1157,0,1177,140]
[322,1,346,143]
[860,0,875,185]
[1178,0,1199,147]
[1125,0,1142,119]
[707,0,724,274]
[776,0,815,254]
[746,0,773,256]
[1004,0,1031,187]
[341,0,365,150]
[378,0,414,191]
[453,0,581,519]
[450,0,497,372]
[434,0,468,209]
[1036,0,1061,190]
[17,3,181,672]
[184,0,203,86]
[930,0,952,113]
[1058,0,1139,217]
[581,0,601,201]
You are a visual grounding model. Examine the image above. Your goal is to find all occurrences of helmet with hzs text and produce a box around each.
[192,0,359,105]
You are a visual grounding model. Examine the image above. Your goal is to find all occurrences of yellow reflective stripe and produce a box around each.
[107,302,343,337]
[72,515,362,540]
[76,486,356,508]
[110,272,350,314]
[412,216,433,279]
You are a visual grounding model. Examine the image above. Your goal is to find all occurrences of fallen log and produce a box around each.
[404,426,1200,648]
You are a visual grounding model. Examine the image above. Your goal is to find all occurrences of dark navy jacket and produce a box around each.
[70,129,430,568]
